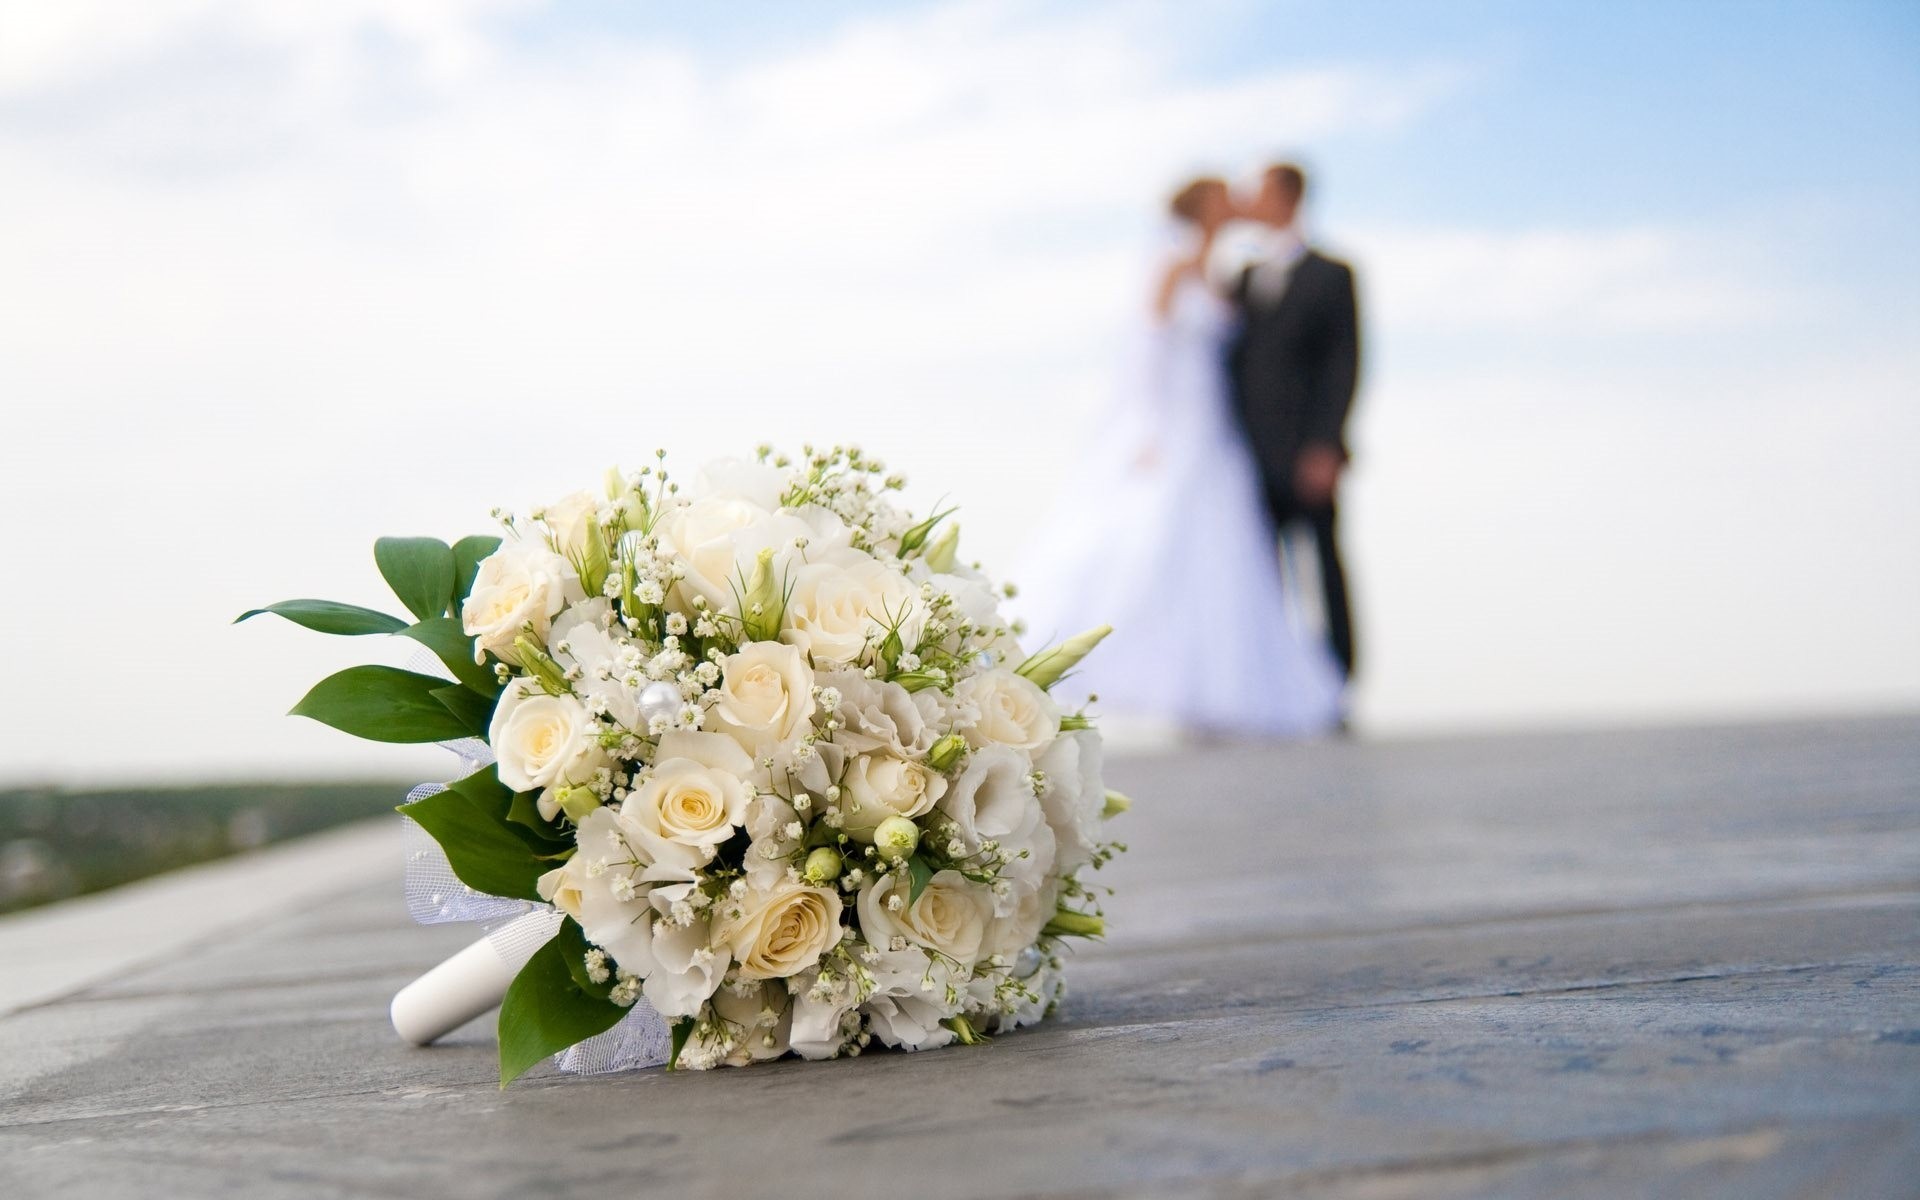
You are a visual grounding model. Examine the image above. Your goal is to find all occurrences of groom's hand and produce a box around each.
[1293,444,1344,506]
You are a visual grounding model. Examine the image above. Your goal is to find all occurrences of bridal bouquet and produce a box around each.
[241,447,1125,1083]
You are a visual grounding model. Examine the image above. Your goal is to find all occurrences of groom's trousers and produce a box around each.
[1267,492,1356,681]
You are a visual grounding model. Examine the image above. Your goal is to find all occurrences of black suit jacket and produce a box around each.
[1226,250,1361,492]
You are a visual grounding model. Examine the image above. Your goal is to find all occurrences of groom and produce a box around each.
[1224,163,1361,680]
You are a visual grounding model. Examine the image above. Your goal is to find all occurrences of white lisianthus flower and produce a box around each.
[689,457,787,510]
[840,753,946,842]
[550,809,657,976]
[938,744,1044,854]
[489,679,611,819]
[983,878,1059,964]
[708,641,815,754]
[550,599,644,729]
[817,669,941,759]
[640,911,726,1018]
[713,880,844,980]
[858,868,994,969]
[1035,728,1107,875]
[861,947,958,1052]
[616,731,754,877]
[955,669,1060,753]
[788,968,860,1060]
[652,497,813,615]
[782,552,921,666]
[712,981,793,1066]
[462,540,584,665]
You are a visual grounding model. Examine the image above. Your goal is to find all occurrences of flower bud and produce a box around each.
[926,732,968,773]
[1042,908,1105,939]
[740,548,783,642]
[555,785,602,823]
[803,846,843,885]
[513,635,570,695]
[1102,789,1132,818]
[873,815,920,861]
[1015,624,1112,689]
[923,523,961,574]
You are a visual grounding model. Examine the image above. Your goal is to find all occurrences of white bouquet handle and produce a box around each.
[391,910,561,1045]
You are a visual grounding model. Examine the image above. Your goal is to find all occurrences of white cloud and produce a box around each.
[1351,224,1787,334]
[0,0,1909,784]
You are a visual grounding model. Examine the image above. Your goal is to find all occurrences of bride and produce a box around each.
[1014,177,1345,737]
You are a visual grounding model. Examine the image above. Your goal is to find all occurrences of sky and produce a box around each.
[1,0,1916,785]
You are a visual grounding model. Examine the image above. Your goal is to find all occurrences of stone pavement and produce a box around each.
[2,716,1917,1198]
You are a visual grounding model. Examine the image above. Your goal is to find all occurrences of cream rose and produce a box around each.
[540,489,600,562]
[462,540,584,665]
[840,753,946,842]
[782,553,920,665]
[714,880,844,980]
[489,679,610,818]
[858,868,993,967]
[708,641,815,753]
[956,668,1059,753]
[617,731,754,877]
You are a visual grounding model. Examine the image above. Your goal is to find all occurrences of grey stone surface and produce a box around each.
[2,715,1917,1198]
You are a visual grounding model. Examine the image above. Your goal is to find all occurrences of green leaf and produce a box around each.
[452,535,502,606]
[668,1018,694,1071]
[906,855,934,906]
[400,776,546,902]
[396,616,497,695]
[506,788,572,852]
[497,932,628,1087]
[234,599,407,636]
[555,918,614,1001]
[375,537,456,623]
[290,665,472,743]
[431,682,496,736]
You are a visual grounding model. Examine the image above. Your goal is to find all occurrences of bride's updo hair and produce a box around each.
[1169,176,1227,225]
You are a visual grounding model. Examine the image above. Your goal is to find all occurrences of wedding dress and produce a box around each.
[1013,268,1344,737]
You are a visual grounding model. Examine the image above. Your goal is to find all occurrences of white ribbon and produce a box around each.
[394,731,670,1072]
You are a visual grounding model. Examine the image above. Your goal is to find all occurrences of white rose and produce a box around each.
[840,754,946,842]
[939,744,1045,853]
[617,731,754,878]
[782,552,921,666]
[713,879,844,980]
[858,868,993,968]
[1036,728,1106,874]
[489,679,611,818]
[461,540,584,665]
[818,669,941,759]
[541,489,600,562]
[708,641,815,753]
[861,947,958,1052]
[956,669,1059,753]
